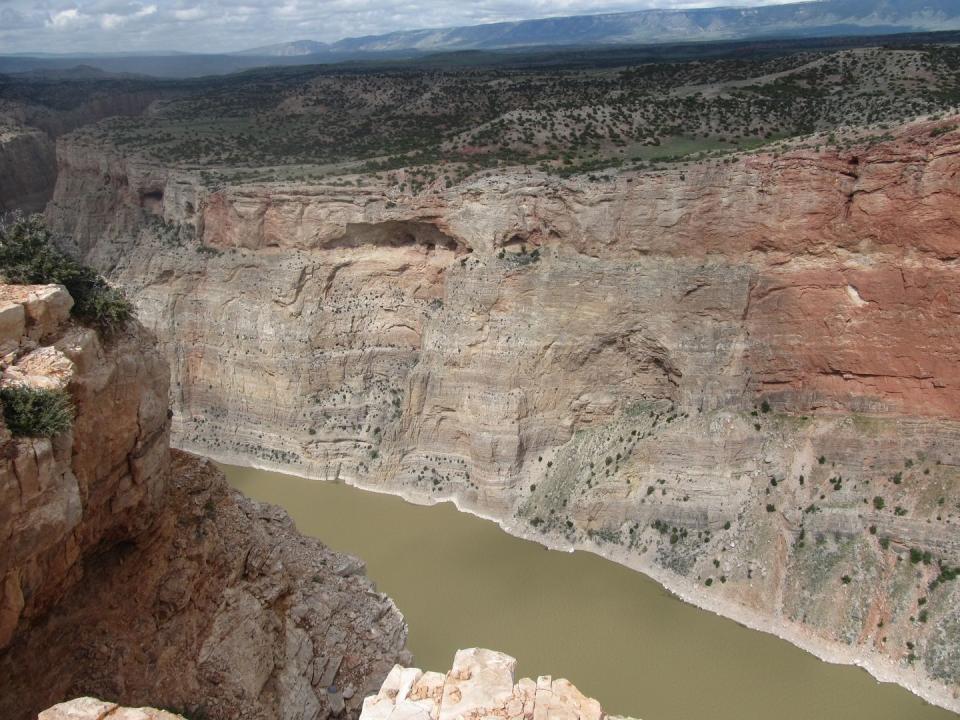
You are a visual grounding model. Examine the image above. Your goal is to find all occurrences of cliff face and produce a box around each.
[0,282,170,648]
[46,116,960,711]
[0,127,58,212]
[0,284,408,720]
[1,89,166,212]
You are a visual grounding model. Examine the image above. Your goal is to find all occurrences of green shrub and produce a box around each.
[0,215,133,335]
[0,385,74,437]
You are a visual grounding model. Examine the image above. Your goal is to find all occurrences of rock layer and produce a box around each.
[0,285,408,720]
[46,115,960,711]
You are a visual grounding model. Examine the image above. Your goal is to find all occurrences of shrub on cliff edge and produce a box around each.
[0,214,132,335]
[0,385,74,438]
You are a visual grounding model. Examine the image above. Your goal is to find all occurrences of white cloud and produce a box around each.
[100,12,124,27]
[47,7,87,30]
[173,6,205,20]
[97,4,155,31]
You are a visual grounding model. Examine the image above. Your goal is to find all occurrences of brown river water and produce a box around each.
[222,463,957,720]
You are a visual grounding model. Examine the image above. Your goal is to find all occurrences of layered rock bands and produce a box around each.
[45,115,960,711]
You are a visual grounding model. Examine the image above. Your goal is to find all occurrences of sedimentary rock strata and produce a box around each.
[45,115,960,711]
[0,284,408,720]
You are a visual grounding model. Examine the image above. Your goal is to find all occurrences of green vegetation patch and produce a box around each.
[0,215,133,335]
[0,385,74,438]
[69,44,960,184]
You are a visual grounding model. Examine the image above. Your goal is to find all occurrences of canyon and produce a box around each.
[0,126,57,214]
[1,82,173,212]
[0,283,408,720]
[42,112,960,713]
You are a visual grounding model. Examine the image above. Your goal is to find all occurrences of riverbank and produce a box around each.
[201,445,960,718]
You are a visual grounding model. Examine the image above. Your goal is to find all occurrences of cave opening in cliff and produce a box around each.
[329,221,471,255]
[140,189,164,215]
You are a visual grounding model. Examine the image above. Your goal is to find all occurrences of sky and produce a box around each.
[0,0,804,55]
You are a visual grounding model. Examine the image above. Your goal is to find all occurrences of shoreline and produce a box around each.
[184,440,960,716]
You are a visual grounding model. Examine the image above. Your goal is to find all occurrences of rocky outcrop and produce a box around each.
[0,284,408,720]
[39,698,186,720]
[361,648,630,720]
[46,115,960,711]
[40,649,626,720]
[0,282,169,648]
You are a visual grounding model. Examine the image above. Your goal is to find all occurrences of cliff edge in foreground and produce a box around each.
[41,648,635,720]
[0,283,408,720]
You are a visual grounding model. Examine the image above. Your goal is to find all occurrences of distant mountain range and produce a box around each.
[3,0,960,79]
[238,0,960,56]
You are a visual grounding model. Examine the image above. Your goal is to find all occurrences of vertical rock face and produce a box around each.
[45,115,960,711]
[0,282,170,648]
[1,88,169,212]
[0,127,58,212]
[0,284,408,720]
[360,648,623,720]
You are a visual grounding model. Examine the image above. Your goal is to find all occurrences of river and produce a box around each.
[221,463,956,720]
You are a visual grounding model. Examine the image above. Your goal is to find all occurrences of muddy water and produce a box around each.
[221,463,956,720]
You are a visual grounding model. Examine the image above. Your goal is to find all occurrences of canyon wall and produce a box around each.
[0,127,57,212]
[46,115,960,711]
[0,284,408,720]
[1,89,168,212]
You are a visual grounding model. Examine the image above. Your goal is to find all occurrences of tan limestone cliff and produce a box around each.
[0,284,408,720]
[45,115,960,711]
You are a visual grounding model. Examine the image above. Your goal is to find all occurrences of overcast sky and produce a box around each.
[0,0,803,55]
